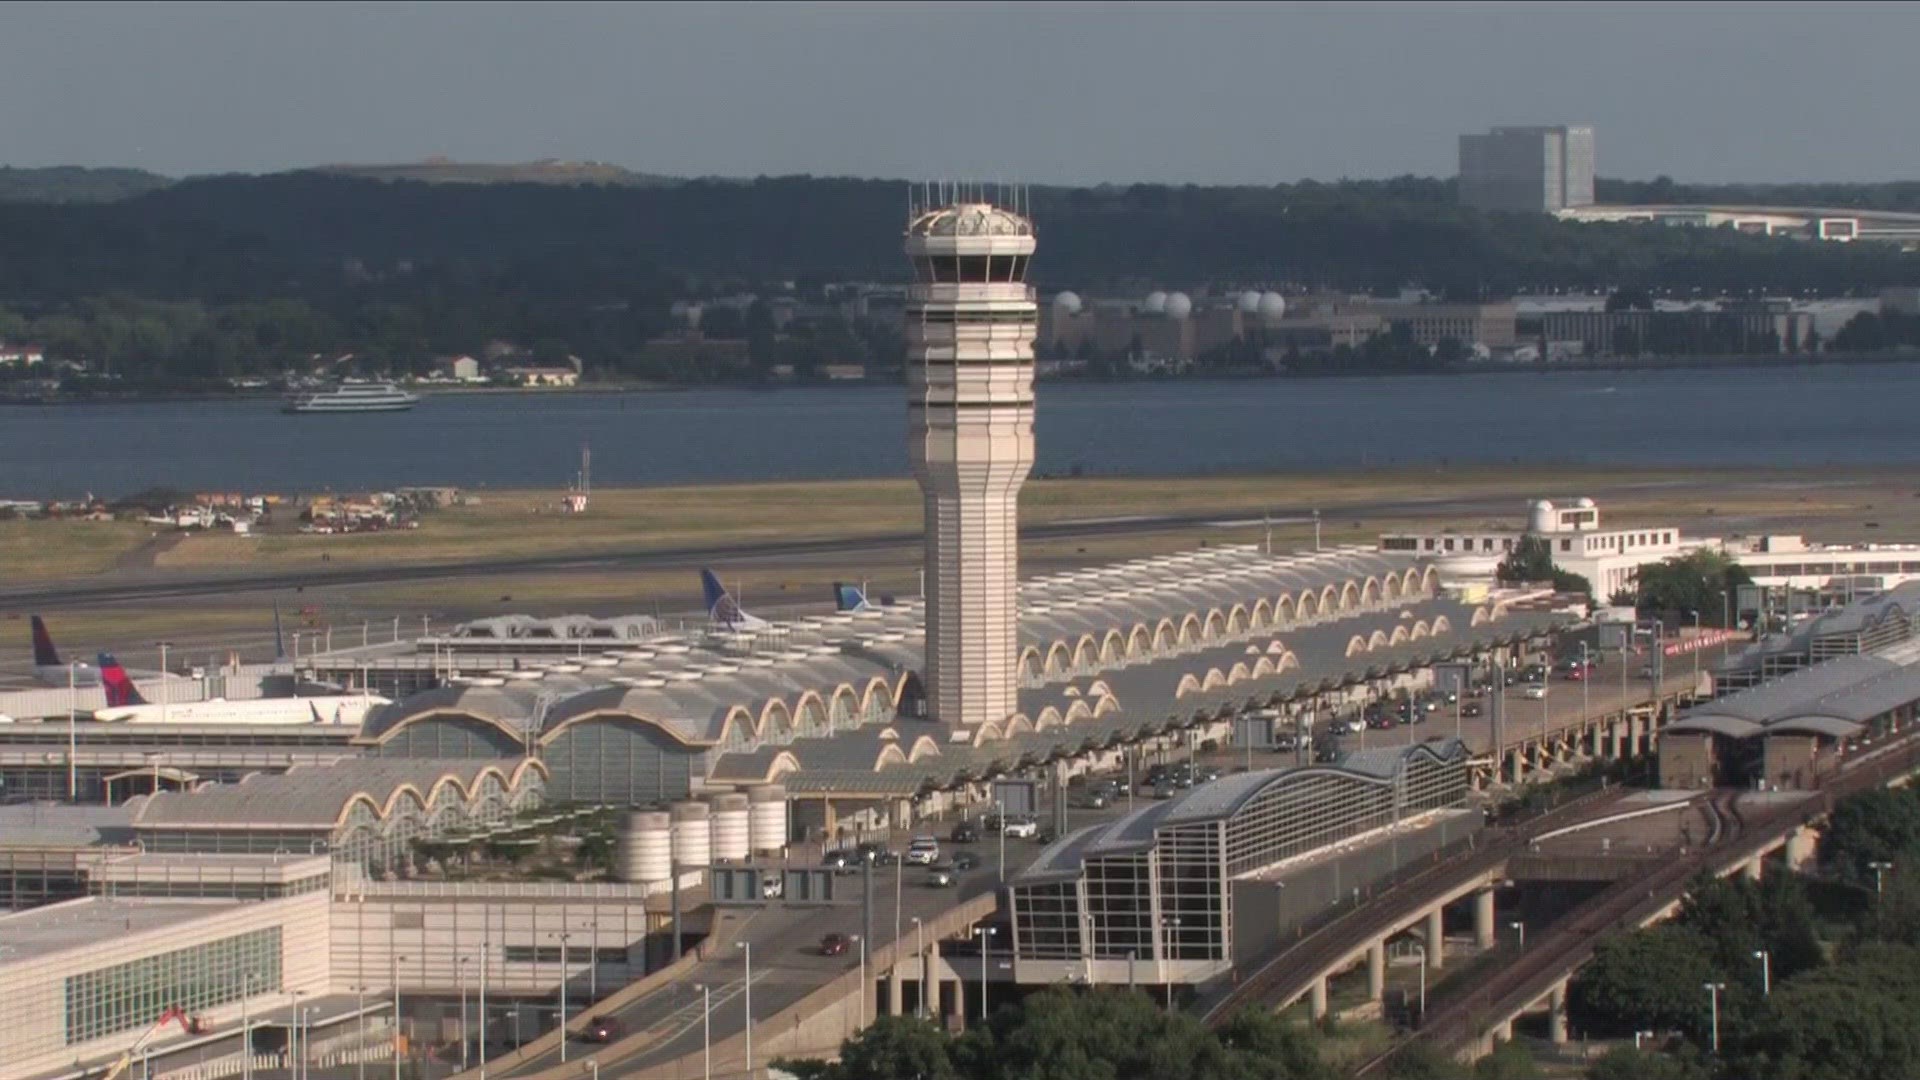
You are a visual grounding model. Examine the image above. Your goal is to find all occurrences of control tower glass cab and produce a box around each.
[904,196,1039,730]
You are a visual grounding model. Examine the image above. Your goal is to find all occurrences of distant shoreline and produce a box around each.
[3,351,1917,406]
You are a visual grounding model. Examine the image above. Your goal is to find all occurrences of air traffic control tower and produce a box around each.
[905,190,1038,728]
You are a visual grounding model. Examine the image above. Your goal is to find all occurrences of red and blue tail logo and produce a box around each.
[31,616,61,667]
[97,652,147,707]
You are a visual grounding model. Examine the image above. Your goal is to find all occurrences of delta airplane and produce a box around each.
[30,616,99,687]
[90,652,389,726]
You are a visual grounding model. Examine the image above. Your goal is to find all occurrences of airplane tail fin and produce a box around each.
[97,652,147,708]
[834,583,870,613]
[701,568,760,629]
[273,603,286,661]
[30,616,61,667]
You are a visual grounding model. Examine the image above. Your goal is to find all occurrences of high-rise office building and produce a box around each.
[1458,125,1595,213]
[904,191,1038,728]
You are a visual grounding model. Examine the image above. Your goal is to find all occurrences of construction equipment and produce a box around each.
[97,1006,198,1080]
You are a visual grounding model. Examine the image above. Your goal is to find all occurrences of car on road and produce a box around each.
[1460,701,1484,718]
[1076,790,1109,809]
[905,836,941,865]
[822,849,855,873]
[581,1016,622,1044]
[1003,817,1040,839]
[926,869,956,888]
[950,822,980,844]
[856,841,897,866]
[760,873,784,899]
[953,851,981,871]
[1522,684,1549,700]
[819,933,851,956]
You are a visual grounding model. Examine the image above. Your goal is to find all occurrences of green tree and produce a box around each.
[1820,787,1920,887]
[1495,534,1593,596]
[1728,946,1920,1080]
[1569,926,1722,1037]
[1634,550,1752,627]
[1676,874,1824,984]
[1584,1045,1712,1080]
[815,1015,961,1080]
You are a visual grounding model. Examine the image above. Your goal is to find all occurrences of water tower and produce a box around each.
[904,187,1038,728]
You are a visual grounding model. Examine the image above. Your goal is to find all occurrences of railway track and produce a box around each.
[1202,787,1623,1027]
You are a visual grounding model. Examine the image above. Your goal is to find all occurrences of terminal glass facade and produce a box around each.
[1012,741,1469,968]
[64,927,282,1045]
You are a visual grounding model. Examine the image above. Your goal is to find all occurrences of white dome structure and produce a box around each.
[1237,290,1263,314]
[1528,500,1556,534]
[1257,291,1287,323]
[1144,291,1168,315]
[1052,291,1083,315]
[1164,292,1192,320]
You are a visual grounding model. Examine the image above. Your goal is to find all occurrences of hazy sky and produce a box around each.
[5,1,1918,185]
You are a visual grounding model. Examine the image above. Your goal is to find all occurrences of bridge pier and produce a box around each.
[1742,856,1764,882]
[1367,940,1386,1001]
[1475,889,1496,950]
[1424,907,1445,970]
[1785,825,1819,871]
[1548,980,1569,1045]
[887,966,904,1016]
[1309,976,1329,1020]
[1507,747,1527,784]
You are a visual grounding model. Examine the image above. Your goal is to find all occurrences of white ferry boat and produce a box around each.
[282,381,420,414]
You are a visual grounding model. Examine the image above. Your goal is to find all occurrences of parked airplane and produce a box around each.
[91,651,389,725]
[702,568,769,630]
[31,616,99,687]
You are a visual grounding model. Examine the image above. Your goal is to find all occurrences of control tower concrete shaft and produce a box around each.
[904,194,1038,728]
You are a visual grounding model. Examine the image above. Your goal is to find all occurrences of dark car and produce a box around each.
[822,849,857,874]
[953,851,981,871]
[856,841,896,866]
[927,869,957,888]
[951,822,980,844]
[581,1016,622,1044]
[819,932,851,957]
[1461,700,1484,718]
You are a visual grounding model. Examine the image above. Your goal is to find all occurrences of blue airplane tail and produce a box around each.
[834,583,869,612]
[702,568,748,627]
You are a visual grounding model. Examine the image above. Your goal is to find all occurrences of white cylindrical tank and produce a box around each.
[670,801,711,868]
[1144,290,1168,315]
[1164,292,1192,320]
[749,784,788,854]
[614,810,672,883]
[1258,291,1287,323]
[710,793,751,863]
[1052,290,1083,315]
[1237,290,1263,314]
[1528,499,1557,533]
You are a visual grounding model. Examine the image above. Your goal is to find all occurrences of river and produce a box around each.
[4,364,1917,497]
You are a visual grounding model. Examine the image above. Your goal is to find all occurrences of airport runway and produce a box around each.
[0,478,1787,610]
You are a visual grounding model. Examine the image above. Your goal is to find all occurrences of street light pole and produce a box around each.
[1753,949,1771,997]
[458,956,470,1071]
[391,954,406,1080]
[67,662,78,801]
[851,936,867,1028]
[1704,982,1727,1054]
[701,984,711,1080]
[912,918,926,1019]
[1691,610,1702,680]
[556,931,572,1063]
[975,926,997,1022]
[1510,921,1525,950]
[479,934,489,1080]
[737,941,754,1080]
[1579,642,1590,723]
[1870,860,1894,896]
[1412,942,1427,1021]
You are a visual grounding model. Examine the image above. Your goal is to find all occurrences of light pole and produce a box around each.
[1704,981,1727,1054]
[587,1061,598,1080]
[1579,642,1590,723]
[912,917,926,1019]
[996,800,1007,882]
[479,935,489,1080]
[458,956,471,1071]
[355,986,366,1080]
[1411,942,1427,1021]
[1690,610,1702,680]
[737,941,753,1080]
[1753,949,1771,997]
[554,931,573,1063]
[974,925,997,1021]
[1161,916,1182,1012]
[391,954,406,1080]
[700,984,711,1080]
[850,935,867,1027]
[67,661,79,801]
[240,974,256,1080]
[1510,920,1525,951]
[1870,859,1894,896]
[302,1008,317,1080]
[1634,1030,1655,1050]
[156,640,172,724]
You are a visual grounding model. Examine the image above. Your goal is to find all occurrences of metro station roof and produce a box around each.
[1672,637,1920,740]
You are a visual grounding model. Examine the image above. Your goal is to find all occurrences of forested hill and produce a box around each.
[0,165,173,203]
[2,171,1919,303]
